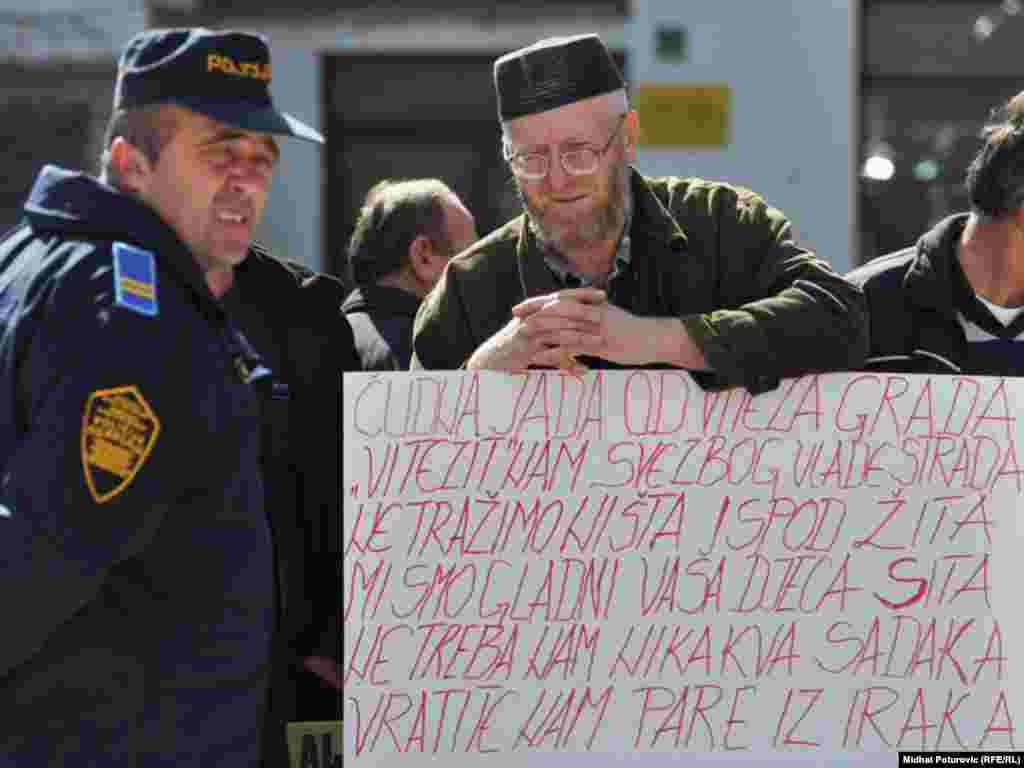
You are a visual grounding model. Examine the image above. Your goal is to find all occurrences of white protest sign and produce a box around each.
[343,370,1024,764]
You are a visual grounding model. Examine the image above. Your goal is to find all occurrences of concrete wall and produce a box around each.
[257,46,323,271]
[628,0,857,273]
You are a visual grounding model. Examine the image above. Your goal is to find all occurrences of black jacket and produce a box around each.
[0,165,272,765]
[846,213,978,374]
[342,283,421,370]
[230,247,358,766]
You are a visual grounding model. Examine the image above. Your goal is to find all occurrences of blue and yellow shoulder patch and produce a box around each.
[113,242,159,317]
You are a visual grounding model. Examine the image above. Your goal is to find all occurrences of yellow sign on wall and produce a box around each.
[634,83,732,148]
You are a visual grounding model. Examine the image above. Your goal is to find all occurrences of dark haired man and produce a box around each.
[848,90,1024,375]
[0,27,354,765]
[343,178,477,369]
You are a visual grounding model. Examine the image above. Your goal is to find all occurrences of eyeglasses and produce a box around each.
[503,114,627,181]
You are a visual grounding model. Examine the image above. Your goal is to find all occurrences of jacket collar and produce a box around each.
[341,283,422,318]
[24,164,224,314]
[903,212,970,317]
[516,217,561,298]
[629,167,689,249]
[514,167,688,296]
[235,244,306,295]
[235,244,351,331]
[889,212,971,372]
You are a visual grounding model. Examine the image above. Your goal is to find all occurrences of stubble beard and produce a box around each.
[520,159,629,257]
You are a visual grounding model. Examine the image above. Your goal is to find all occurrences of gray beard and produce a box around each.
[520,161,630,257]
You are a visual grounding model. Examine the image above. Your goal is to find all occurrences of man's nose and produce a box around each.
[545,154,573,192]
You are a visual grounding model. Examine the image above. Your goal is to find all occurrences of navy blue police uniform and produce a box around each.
[0,164,274,765]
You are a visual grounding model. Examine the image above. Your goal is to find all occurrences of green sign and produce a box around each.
[655,24,687,61]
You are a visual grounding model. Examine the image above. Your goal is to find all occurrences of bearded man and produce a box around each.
[410,33,867,393]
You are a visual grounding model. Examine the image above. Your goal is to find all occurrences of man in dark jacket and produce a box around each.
[229,246,356,767]
[847,89,1024,376]
[411,34,869,391]
[343,178,478,369]
[0,27,335,766]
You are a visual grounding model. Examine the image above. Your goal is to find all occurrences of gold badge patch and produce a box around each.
[81,386,161,503]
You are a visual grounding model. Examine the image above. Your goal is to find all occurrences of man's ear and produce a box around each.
[109,137,151,193]
[408,234,438,280]
[1014,205,1024,234]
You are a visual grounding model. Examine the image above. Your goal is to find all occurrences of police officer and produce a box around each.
[0,28,332,765]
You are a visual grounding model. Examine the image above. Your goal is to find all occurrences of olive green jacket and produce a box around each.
[411,169,868,393]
